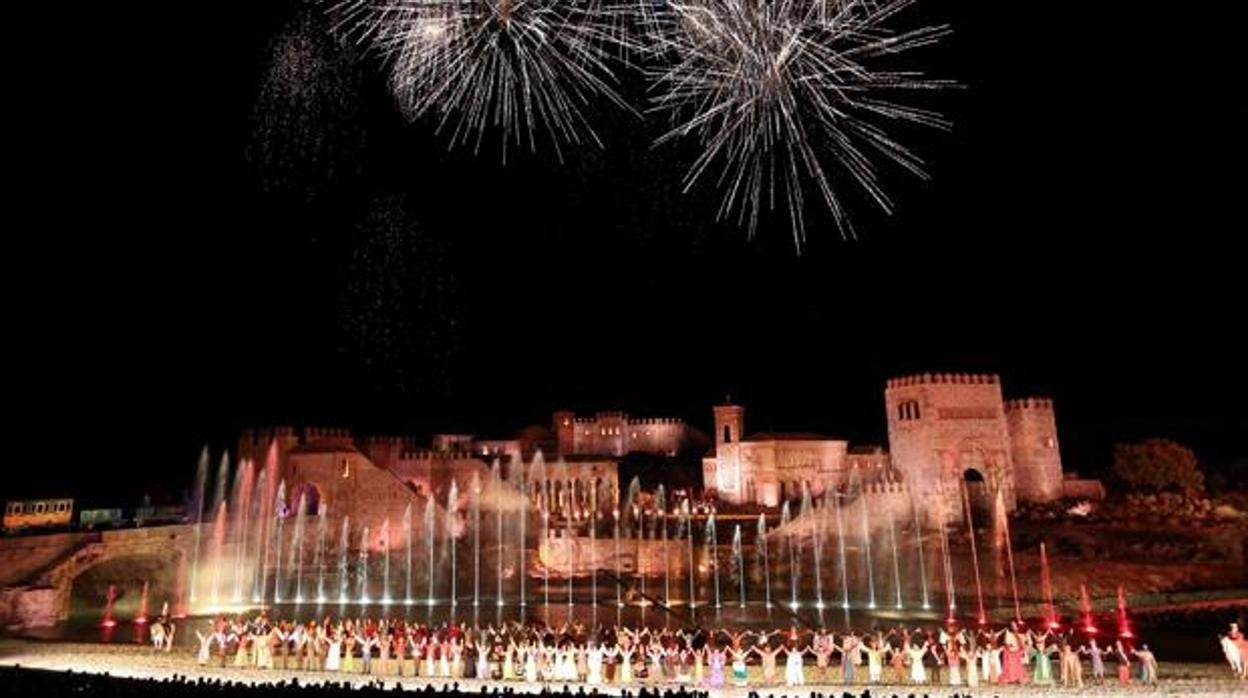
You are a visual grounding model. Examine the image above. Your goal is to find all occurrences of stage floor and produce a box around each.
[1,639,1243,697]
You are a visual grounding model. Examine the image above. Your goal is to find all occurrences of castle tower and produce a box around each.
[713,404,744,448]
[884,374,1017,524]
[1005,398,1064,502]
[707,403,745,501]
[552,410,576,455]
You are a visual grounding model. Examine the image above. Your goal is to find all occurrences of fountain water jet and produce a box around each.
[802,486,823,610]
[756,513,771,610]
[706,512,720,609]
[272,481,287,603]
[188,447,209,605]
[403,503,412,605]
[888,510,903,610]
[732,524,745,608]
[338,516,350,603]
[657,485,669,606]
[358,526,370,604]
[994,489,1021,621]
[380,518,391,604]
[472,471,481,607]
[135,580,150,624]
[859,488,877,609]
[959,482,987,623]
[1079,583,1096,633]
[315,504,328,603]
[101,584,118,628]
[424,498,436,606]
[446,481,459,607]
[911,495,930,609]
[1040,541,1057,629]
[209,502,227,605]
[289,492,307,603]
[780,501,796,610]
[1116,584,1133,638]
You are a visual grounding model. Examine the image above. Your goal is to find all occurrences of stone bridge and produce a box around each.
[0,524,199,629]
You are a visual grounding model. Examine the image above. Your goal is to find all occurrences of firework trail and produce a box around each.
[646,0,953,250]
[249,8,367,200]
[329,0,642,161]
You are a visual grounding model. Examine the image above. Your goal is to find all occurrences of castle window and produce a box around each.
[723,425,732,443]
[912,401,921,420]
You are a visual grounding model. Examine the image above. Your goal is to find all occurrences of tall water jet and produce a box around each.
[911,495,930,609]
[541,506,550,619]
[358,526,370,604]
[380,518,391,604]
[209,502,227,605]
[1116,584,1133,638]
[446,481,459,606]
[590,486,598,623]
[256,443,280,603]
[338,516,350,603]
[135,580,150,624]
[613,507,622,621]
[492,460,503,607]
[1040,542,1057,629]
[657,486,670,605]
[424,498,436,606]
[888,510,903,609]
[938,500,956,624]
[249,468,269,603]
[732,524,745,608]
[230,458,254,603]
[402,502,413,605]
[272,481,287,603]
[802,486,823,610]
[1079,583,1096,633]
[780,501,797,610]
[472,471,481,607]
[832,490,849,626]
[565,497,574,611]
[960,482,986,623]
[706,513,720,609]
[994,489,1021,621]
[101,584,118,628]
[859,490,877,609]
[188,447,209,604]
[522,452,537,609]
[756,513,772,610]
[212,452,231,517]
[315,504,328,603]
[682,500,694,619]
[289,492,307,603]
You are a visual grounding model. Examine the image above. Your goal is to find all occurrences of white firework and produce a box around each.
[330,0,642,160]
[646,0,953,248]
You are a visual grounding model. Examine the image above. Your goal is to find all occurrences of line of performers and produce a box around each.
[191,614,1161,688]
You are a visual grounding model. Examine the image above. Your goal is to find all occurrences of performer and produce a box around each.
[1114,639,1132,685]
[1133,644,1157,684]
[1060,641,1083,688]
[752,640,780,685]
[727,645,748,687]
[1080,638,1106,682]
[782,643,807,687]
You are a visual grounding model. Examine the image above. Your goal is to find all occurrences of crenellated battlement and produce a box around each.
[860,480,910,496]
[396,449,481,461]
[239,426,297,444]
[886,373,1000,389]
[304,426,353,441]
[1005,397,1055,412]
[626,417,684,425]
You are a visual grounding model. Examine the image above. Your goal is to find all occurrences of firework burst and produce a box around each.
[646,0,953,249]
[330,0,641,160]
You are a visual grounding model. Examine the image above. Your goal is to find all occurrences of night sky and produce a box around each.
[6,2,1245,506]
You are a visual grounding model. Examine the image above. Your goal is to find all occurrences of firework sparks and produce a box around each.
[330,0,641,160]
[646,0,953,249]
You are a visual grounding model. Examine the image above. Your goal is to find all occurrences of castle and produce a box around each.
[702,373,1103,519]
[231,373,1100,539]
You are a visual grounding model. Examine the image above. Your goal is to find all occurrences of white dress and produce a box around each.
[784,650,805,686]
[525,648,539,683]
[325,639,343,672]
[587,646,604,685]
[907,647,927,683]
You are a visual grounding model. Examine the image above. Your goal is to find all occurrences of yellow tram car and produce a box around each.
[3,498,74,532]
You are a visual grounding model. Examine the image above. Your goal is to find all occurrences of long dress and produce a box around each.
[840,640,856,684]
[729,649,748,686]
[1002,645,1024,683]
[525,647,539,683]
[761,648,778,684]
[707,649,726,688]
[619,647,635,684]
[587,646,604,685]
[947,645,962,685]
[907,646,928,684]
[325,638,343,672]
[965,650,979,688]
[865,646,884,684]
[503,646,516,680]
[784,649,805,686]
[1031,646,1055,685]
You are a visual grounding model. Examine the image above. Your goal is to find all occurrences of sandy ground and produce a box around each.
[0,639,1245,697]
